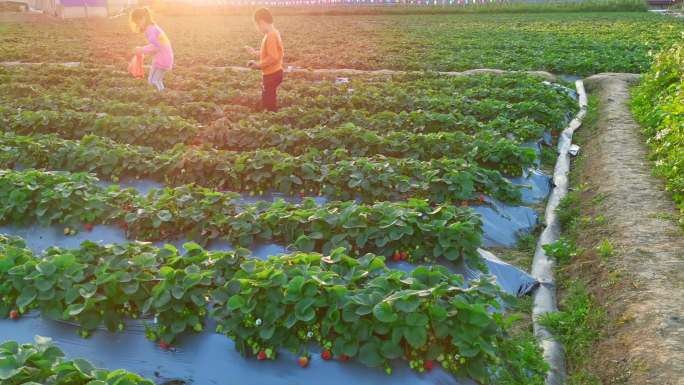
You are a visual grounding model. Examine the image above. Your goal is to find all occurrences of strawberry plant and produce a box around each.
[0,234,548,383]
[141,244,217,343]
[0,132,524,203]
[210,248,540,382]
[202,122,537,174]
[0,106,198,149]
[0,169,122,226]
[0,336,155,385]
[0,169,484,264]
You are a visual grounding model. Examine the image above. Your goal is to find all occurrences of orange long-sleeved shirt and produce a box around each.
[260,29,284,75]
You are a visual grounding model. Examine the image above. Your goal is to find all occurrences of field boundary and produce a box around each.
[0,61,558,80]
[531,80,588,385]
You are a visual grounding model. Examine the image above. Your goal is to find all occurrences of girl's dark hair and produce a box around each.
[253,8,273,24]
[129,7,154,32]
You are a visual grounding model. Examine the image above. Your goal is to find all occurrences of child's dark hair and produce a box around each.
[129,7,154,33]
[253,8,273,24]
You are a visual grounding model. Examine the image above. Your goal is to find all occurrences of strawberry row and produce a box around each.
[0,235,545,383]
[0,337,155,385]
[0,101,558,152]
[0,106,198,149]
[0,65,577,126]
[1,68,576,141]
[201,123,537,175]
[0,133,521,203]
[0,103,541,175]
[0,169,483,265]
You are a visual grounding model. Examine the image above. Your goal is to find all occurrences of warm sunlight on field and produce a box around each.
[0,2,683,385]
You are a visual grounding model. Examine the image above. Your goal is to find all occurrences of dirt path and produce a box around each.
[582,73,684,385]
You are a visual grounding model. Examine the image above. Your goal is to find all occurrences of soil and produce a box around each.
[572,73,684,385]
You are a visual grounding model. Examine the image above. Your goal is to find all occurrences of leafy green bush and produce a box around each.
[632,43,684,223]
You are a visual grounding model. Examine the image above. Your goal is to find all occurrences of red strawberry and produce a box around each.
[338,354,349,362]
[84,223,93,232]
[298,356,309,368]
[400,251,408,260]
[190,137,203,146]
[392,251,401,262]
[158,340,170,350]
[9,310,19,320]
[321,350,332,361]
[257,351,267,361]
[424,360,434,371]
[479,194,485,204]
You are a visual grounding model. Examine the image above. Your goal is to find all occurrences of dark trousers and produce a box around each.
[262,70,283,112]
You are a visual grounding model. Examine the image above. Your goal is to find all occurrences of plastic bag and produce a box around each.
[128,53,144,79]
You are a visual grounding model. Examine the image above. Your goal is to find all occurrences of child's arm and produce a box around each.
[244,45,259,57]
[139,27,161,54]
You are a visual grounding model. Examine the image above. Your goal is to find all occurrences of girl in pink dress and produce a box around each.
[130,7,174,92]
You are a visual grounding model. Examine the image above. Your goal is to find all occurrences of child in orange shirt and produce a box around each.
[245,8,284,112]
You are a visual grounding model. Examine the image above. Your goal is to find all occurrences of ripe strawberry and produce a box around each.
[9,310,19,320]
[424,360,434,371]
[400,251,408,260]
[190,137,203,146]
[158,340,170,350]
[479,194,485,204]
[297,356,309,368]
[84,223,93,232]
[338,354,349,362]
[321,350,332,361]
[257,351,267,361]
[392,251,401,262]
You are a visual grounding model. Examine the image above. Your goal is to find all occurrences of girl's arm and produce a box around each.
[140,27,161,54]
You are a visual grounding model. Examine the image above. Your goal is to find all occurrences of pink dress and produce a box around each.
[141,24,174,70]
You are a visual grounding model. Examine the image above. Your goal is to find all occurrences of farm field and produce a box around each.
[1,11,683,75]
[0,5,682,385]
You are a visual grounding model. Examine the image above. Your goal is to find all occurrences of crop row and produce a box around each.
[0,104,554,153]
[0,337,154,385]
[0,66,577,119]
[0,88,543,174]
[0,69,576,141]
[0,133,522,203]
[200,123,537,175]
[0,235,546,383]
[631,44,684,219]
[0,169,483,264]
